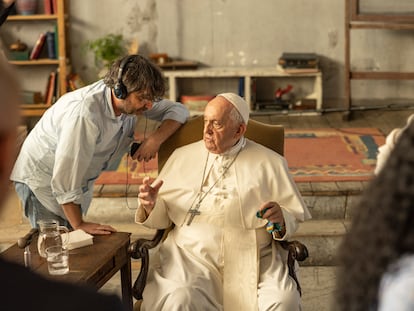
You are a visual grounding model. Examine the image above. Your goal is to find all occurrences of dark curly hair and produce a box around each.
[103,54,166,100]
[335,121,414,310]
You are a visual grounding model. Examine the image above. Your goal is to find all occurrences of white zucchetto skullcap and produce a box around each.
[218,93,249,124]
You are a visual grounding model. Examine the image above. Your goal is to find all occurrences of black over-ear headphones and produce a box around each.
[114,55,135,99]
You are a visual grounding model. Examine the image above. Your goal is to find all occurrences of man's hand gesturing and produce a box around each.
[138,176,163,215]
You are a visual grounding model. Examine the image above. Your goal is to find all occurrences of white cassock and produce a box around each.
[135,137,311,311]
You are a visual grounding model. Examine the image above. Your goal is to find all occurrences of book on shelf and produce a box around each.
[283,67,320,74]
[46,31,56,59]
[43,73,51,103]
[44,71,56,106]
[278,52,319,69]
[43,0,52,14]
[276,64,320,74]
[29,32,47,60]
[51,0,57,14]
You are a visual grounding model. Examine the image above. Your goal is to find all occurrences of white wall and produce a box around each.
[3,0,413,109]
[69,0,345,108]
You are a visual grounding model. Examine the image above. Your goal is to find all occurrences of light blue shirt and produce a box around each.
[378,254,414,311]
[10,80,188,218]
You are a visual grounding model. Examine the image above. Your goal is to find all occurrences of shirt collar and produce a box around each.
[104,86,117,119]
[212,136,246,160]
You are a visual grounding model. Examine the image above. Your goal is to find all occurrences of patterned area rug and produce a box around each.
[95,156,157,185]
[95,127,385,185]
[285,127,385,182]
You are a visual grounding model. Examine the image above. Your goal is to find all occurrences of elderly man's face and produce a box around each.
[203,96,245,154]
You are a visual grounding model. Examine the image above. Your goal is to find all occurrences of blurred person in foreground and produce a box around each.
[375,114,414,175]
[336,120,414,310]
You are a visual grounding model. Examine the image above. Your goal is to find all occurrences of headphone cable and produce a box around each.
[125,116,148,210]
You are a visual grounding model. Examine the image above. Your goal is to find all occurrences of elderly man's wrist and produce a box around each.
[136,205,150,222]
[270,221,286,239]
[143,205,150,217]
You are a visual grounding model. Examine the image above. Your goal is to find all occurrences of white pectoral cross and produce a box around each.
[186,203,201,225]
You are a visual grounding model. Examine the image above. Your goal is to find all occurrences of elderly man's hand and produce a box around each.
[257,201,286,236]
[138,176,163,214]
[257,201,285,224]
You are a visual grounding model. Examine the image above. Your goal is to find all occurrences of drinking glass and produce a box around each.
[45,245,69,275]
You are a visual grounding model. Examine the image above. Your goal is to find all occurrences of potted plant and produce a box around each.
[84,33,127,78]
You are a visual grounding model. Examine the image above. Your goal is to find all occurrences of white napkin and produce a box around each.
[64,229,94,250]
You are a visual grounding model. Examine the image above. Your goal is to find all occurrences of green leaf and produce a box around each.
[84,34,127,68]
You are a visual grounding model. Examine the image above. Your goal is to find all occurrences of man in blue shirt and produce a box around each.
[11,54,189,235]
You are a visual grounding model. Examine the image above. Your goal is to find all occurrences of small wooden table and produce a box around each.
[1,231,132,311]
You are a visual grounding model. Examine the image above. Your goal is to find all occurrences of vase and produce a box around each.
[16,0,38,15]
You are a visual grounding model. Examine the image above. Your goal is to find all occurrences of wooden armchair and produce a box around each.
[129,115,309,308]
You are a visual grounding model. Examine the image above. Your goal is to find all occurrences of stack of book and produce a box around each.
[278,53,319,73]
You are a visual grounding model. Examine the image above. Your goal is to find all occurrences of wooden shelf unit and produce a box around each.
[164,66,322,115]
[6,0,69,117]
[344,0,414,116]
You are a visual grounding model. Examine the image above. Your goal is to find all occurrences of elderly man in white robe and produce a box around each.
[136,93,311,311]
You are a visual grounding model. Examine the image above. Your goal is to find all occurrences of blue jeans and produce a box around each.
[14,182,72,229]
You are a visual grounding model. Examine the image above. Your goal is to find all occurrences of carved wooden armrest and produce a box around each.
[129,229,165,300]
[129,232,309,299]
[279,240,309,296]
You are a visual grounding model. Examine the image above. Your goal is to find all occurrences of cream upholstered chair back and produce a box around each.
[157,115,284,171]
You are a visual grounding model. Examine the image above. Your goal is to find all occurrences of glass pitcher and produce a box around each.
[37,219,69,258]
